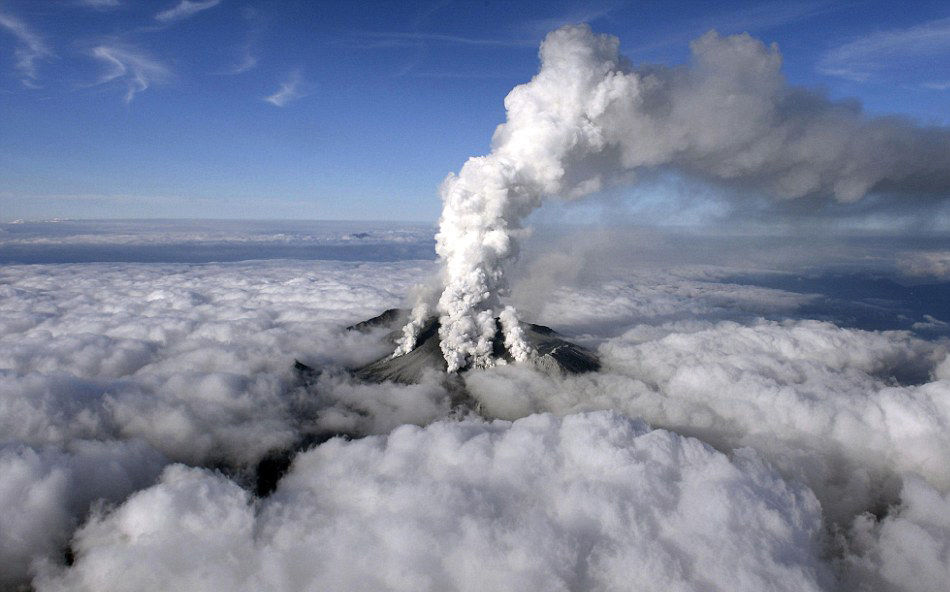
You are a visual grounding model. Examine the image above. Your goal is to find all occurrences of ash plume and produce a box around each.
[403,24,950,372]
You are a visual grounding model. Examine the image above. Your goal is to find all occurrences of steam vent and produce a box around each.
[348,309,600,384]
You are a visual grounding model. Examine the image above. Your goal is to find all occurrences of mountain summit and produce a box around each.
[348,309,600,384]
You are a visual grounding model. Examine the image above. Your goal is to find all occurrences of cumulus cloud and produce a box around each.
[264,70,305,107]
[0,258,451,587]
[465,318,950,524]
[35,412,828,592]
[0,11,53,87]
[155,0,222,23]
[0,260,441,464]
[0,441,165,588]
[3,224,950,591]
[406,24,950,372]
[844,476,950,592]
[89,44,170,103]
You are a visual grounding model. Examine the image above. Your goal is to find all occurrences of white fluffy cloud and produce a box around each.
[2,226,949,591]
[35,412,827,592]
[0,258,452,588]
[844,476,950,592]
[465,318,950,524]
[0,441,165,588]
[843,477,950,592]
[0,260,443,465]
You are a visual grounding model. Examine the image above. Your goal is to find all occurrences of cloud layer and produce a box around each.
[844,476,950,592]
[1,224,949,590]
[0,441,165,588]
[0,257,450,586]
[466,318,949,522]
[35,412,827,592]
[0,260,442,463]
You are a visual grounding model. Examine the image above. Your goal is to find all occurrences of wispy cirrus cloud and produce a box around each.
[818,16,950,82]
[522,0,625,36]
[341,30,535,50]
[89,44,170,103]
[368,30,534,47]
[155,0,221,24]
[77,0,122,8]
[264,70,305,107]
[217,6,260,75]
[0,12,53,87]
[628,1,835,56]
[221,51,257,75]
[708,0,833,34]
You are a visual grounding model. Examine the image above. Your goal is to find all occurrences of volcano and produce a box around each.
[346,309,600,384]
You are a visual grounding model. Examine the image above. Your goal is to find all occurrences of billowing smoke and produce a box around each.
[403,24,950,371]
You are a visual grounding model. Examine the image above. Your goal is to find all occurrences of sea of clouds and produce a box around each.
[1,220,949,591]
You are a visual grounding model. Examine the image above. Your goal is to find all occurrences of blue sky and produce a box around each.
[0,0,948,222]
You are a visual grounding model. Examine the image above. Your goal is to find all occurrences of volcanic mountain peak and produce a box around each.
[348,309,600,385]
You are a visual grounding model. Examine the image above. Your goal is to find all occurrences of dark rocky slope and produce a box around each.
[348,308,600,384]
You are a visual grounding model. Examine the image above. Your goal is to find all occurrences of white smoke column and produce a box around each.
[499,305,532,363]
[392,301,429,357]
[431,25,631,371]
[405,24,950,371]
